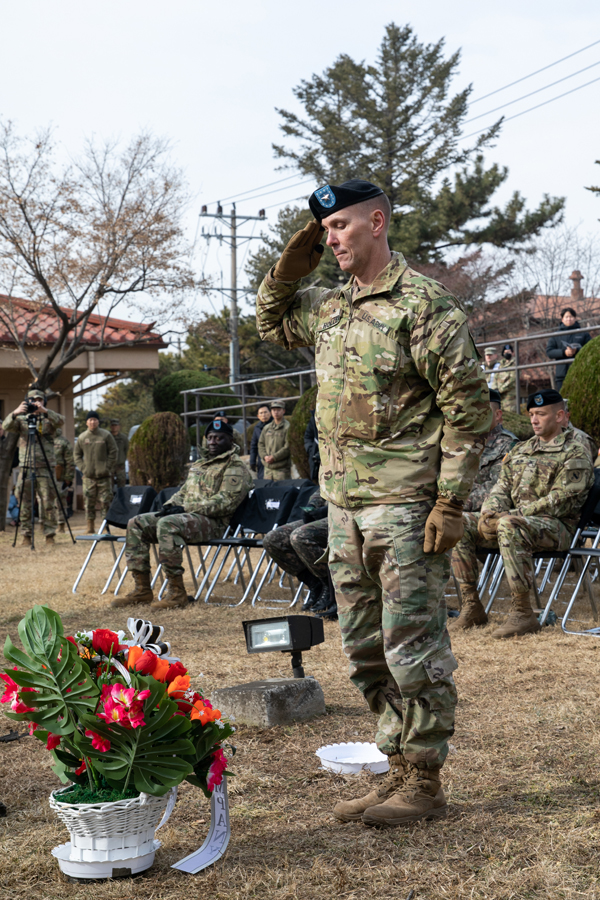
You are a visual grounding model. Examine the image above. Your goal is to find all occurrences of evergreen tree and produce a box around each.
[248,22,563,283]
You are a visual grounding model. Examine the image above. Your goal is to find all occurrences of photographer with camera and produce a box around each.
[2,390,64,546]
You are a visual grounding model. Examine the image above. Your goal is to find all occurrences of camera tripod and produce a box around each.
[13,414,75,550]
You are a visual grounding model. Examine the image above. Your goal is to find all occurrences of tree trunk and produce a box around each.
[0,432,18,531]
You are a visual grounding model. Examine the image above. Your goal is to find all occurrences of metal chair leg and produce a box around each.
[101,543,126,595]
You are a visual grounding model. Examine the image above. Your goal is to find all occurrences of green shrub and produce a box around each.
[502,409,533,441]
[129,412,190,490]
[289,385,317,480]
[562,337,600,445]
[153,370,231,417]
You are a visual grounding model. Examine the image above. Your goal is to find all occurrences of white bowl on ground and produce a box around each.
[316,742,389,775]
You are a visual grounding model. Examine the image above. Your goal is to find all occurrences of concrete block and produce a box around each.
[211,677,326,727]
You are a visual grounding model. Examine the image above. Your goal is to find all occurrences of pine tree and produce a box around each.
[247,22,563,284]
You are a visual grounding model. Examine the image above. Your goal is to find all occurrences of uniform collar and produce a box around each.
[486,423,502,442]
[197,447,237,466]
[343,251,408,300]
[530,430,568,453]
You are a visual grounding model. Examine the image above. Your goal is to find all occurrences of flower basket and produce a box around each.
[49,785,177,878]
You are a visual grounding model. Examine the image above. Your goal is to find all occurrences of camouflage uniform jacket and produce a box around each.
[74,428,118,479]
[258,419,291,471]
[169,448,253,523]
[256,251,491,508]
[493,359,516,410]
[54,430,75,483]
[112,431,129,466]
[2,408,64,469]
[463,424,519,512]
[481,427,594,531]
[566,423,598,465]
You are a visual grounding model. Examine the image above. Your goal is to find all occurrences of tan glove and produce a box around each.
[55,464,64,482]
[423,497,464,554]
[477,512,508,541]
[273,220,325,282]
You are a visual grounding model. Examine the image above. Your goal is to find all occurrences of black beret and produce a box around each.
[489,389,502,405]
[309,179,385,222]
[205,419,234,437]
[526,389,564,410]
[86,410,100,421]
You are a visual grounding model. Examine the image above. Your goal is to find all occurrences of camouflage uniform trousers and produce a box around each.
[263,518,329,580]
[263,467,291,482]
[126,511,224,579]
[16,471,57,536]
[113,465,127,489]
[329,500,457,768]
[82,476,113,520]
[452,511,572,596]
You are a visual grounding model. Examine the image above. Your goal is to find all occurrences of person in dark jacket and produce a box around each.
[546,308,591,390]
[249,405,272,478]
[304,409,320,482]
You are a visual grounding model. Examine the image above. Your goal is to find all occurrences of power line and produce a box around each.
[204,173,300,207]
[464,58,600,124]
[462,74,600,140]
[470,37,600,105]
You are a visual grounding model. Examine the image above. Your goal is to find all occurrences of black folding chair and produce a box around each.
[190,484,299,606]
[72,486,157,594]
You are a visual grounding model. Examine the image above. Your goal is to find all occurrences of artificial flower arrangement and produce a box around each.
[0,606,234,802]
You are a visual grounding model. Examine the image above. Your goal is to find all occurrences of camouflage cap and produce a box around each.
[309,180,384,222]
[27,389,45,400]
[270,399,286,409]
[110,418,120,425]
[483,346,498,355]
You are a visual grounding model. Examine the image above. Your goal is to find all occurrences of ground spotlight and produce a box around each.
[242,615,324,678]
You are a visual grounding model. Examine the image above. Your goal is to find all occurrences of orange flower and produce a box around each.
[152,658,170,682]
[167,674,191,695]
[190,699,221,725]
[127,646,144,670]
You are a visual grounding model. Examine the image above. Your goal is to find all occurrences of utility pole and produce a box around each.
[200,203,265,386]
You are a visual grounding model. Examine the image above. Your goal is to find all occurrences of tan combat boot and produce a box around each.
[58,523,65,533]
[45,534,55,546]
[151,575,189,611]
[21,534,31,547]
[110,571,154,608]
[362,763,447,827]
[449,583,488,630]
[86,519,96,535]
[333,753,407,823]
[492,592,541,639]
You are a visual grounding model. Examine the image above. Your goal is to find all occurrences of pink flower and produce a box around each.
[97,683,150,730]
[0,673,36,714]
[75,759,86,776]
[46,733,61,751]
[207,748,228,792]
[28,722,38,736]
[85,729,111,753]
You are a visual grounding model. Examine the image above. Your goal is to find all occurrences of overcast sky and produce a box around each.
[1,0,599,327]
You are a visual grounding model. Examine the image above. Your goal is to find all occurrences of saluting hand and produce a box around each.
[273,220,325,282]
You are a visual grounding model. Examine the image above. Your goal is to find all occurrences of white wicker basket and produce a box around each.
[49,785,177,864]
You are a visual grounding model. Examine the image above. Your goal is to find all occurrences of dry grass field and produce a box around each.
[1,514,600,900]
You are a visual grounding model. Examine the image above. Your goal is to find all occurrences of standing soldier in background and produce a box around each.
[258,400,291,481]
[2,390,64,546]
[110,419,129,489]
[54,427,75,533]
[484,345,516,410]
[463,389,519,513]
[257,179,491,828]
[74,412,117,533]
[249,405,272,478]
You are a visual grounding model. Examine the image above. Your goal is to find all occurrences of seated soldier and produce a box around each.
[114,420,252,611]
[451,389,594,638]
[262,489,334,617]
[463,389,519,513]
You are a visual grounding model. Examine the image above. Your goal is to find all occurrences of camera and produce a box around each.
[24,400,39,414]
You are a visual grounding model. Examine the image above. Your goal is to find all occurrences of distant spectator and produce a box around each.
[249,405,272,478]
[258,400,291,481]
[546,308,591,391]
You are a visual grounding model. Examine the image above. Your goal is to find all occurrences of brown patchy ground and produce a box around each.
[1,513,600,900]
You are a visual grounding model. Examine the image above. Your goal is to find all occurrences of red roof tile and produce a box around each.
[0,295,167,348]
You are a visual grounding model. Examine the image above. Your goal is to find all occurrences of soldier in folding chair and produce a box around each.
[112,420,253,611]
[451,389,594,638]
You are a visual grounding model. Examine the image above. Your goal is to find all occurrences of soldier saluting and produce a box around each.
[257,180,491,828]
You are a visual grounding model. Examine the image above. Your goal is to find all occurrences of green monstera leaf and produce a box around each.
[3,606,98,736]
[76,677,195,796]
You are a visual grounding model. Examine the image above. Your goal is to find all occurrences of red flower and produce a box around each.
[75,759,86,776]
[91,629,123,658]
[85,729,111,753]
[46,733,61,751]
[66,636,78,648]
[165,661,188,684]
[0,673,37,714]
[133,649,159,675]
[207,748,228,791]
